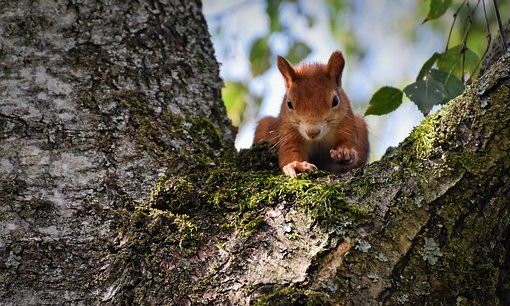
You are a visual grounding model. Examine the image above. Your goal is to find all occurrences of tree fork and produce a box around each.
[0,1,509,305]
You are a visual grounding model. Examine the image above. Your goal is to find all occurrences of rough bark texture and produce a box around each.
[481,18,509,74]
[0,0,233,304]
[1,1,509,306]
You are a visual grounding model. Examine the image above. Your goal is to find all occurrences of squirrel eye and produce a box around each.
[287,99,294,110]
[332,95,339,107]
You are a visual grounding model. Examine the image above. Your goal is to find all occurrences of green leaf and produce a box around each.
[423,0,452,22]
[416,52,440,81]
[404,79,448,115]
[250,37,271,76]
[266,0,283,32]
[286,42,311,64]
[437,45,480,79]
[364,87,403,116]
[222,82,248,126]
[428,69,464,101]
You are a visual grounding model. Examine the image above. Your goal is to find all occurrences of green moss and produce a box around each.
[236,142,279,171]
[149,177,196,211]
[107,159,374,303]
[172,214,199,248]
[119,94,229,167]
[125,204,201,251]
[205,167,373,235]
[234,214,267,236]
[287,232,300,240]
[78,87,231,172]
[111,143,376,288]
[187,117,224,151]
[253,285,331,306]
[407,112,440,160]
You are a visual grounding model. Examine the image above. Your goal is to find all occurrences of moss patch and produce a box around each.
[78,88,231,172]
[109,143,376,302]
[406,112,440,160]
[122,143,374,246]
[253,285,332,306]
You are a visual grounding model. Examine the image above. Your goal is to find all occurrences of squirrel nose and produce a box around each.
[306,128,321,139]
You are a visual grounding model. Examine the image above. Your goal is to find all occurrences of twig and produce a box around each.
[445,0,468,52]
[471,0,492,80]
[460,0,481,82]
[492,0,508,51]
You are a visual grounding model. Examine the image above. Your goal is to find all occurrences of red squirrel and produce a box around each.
[253,51,369,178]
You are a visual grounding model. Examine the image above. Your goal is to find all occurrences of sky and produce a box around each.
[203,0,447,160]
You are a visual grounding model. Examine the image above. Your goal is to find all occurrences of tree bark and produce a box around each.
[0,0,233,304]
[1,1,509,305]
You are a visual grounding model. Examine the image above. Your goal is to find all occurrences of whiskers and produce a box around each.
[325,118,353,137]
[269,121,300,150]
[269,114,365,151]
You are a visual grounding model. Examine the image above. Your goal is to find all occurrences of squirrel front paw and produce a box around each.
[330,147,358,163]
[282,161,317,178]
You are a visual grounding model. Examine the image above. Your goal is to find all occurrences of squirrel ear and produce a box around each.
[277,56,297,88]
[326,51,345,87]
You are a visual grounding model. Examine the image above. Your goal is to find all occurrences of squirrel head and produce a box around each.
[277,51,350,141]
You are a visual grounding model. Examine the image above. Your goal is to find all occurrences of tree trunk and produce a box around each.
[0,0,233,304]
[1,1,509,305]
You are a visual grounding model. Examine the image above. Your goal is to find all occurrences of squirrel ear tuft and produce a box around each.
[326,51,345,87]
[277,56,297,88]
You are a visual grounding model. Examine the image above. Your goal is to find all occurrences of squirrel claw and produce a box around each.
[330,148,358,163]
[283,161,317,178]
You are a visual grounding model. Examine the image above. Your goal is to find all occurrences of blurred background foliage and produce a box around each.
[203,0,509,159]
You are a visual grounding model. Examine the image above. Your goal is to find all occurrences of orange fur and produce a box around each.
[253,51,369,177]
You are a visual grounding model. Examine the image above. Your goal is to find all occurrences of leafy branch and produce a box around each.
[365,0,506,117]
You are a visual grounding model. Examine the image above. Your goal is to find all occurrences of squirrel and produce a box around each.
[253,51,369,178]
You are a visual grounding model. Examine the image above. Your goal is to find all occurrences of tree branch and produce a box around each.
[109,51,510,305]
